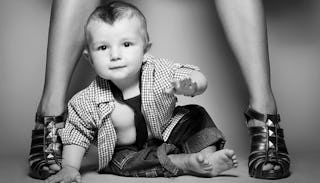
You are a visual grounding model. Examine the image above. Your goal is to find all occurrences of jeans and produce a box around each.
[99,105,226,177]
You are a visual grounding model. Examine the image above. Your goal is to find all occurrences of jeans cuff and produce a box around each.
[183,127,226,153]
[157,143,184,177]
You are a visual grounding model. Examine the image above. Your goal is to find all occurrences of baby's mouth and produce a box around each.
[109,65,126,70]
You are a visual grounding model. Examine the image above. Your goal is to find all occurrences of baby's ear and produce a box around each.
[83,48,89,58]
[83,48,92,64]
[143,42,152,54]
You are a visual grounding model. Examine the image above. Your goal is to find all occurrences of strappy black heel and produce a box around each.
[245,108,290,179]
[28,113,65,179]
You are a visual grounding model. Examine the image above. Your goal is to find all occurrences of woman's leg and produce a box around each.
[37,0,100,118]
[215,0,290,179]
[215,0,276,116]
[30,0,100,179]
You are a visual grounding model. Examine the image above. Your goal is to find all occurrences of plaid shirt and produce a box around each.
[61,54,199,170]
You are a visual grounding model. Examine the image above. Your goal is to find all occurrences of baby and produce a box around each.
[45,1,238,182]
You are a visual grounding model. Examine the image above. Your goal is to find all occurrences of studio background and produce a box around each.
[0,0,319,182]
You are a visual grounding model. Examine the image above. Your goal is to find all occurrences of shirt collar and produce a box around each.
[94,76,114,105]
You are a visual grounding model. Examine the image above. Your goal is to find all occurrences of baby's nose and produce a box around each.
[110,47,121,61]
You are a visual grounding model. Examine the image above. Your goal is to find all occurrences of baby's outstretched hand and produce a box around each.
[45,166,81,183]
[165,77,198,97]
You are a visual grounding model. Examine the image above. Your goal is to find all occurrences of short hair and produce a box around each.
[85,1,149,46]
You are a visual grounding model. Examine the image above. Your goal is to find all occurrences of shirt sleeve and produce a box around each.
[152,55,200,81]
[171,63,200,81]
[60,96,96,150]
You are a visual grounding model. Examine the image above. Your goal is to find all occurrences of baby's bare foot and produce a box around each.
[203,148,238,176]
[169,147,238,177]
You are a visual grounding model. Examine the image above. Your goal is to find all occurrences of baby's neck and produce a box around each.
[112,76,140,100]
[121,81,140,100]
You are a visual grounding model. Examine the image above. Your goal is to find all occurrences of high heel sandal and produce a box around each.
[28,113,65,179]
[245,108,290,179]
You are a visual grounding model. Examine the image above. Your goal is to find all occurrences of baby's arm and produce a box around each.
[45,145,85,183]
[165,70,208,97]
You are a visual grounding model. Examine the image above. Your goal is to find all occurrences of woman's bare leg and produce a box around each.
[215,0,280,173]
[37,0,100,119]
[215,0,276,117]
[34,0,100,173]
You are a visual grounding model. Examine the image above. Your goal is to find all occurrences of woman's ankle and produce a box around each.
[34,106,66,129]
[37,96,66,115]
[34,98,66,129]
[37,104,65,116]
[247,97,278,127]
[37,90,67,114]
[249,96,277,115]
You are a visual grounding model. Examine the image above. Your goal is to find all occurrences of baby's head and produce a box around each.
[85,1,150,52]
[84,1,151,81]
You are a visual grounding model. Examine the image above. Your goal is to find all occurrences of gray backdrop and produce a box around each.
[1,0,319,162]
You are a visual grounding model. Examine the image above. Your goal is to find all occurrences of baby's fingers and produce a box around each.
[164,87,173,95]
[181,77,192,87]
[164,79,178,95]
[45,175,63,183]
[190,81,198,90]
[75,174,82,183]
[181,81,197,97]
[171,79,181,89]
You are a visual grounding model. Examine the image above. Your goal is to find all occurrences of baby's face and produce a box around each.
[86,17,146,82]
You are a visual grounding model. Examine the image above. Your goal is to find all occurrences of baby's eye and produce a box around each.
[123,42,132,47]
[98,45,107,50]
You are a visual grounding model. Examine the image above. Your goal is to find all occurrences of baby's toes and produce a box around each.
[232,157,238,163]
[262,163,274,171]
[49,164,61,171]
[232,160,239,168]
[224,149,235,158]
[274,165,281,171]
[232,154,237,159]
[42,166,50,171]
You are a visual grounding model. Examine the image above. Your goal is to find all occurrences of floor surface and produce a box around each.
[1,152,317,183]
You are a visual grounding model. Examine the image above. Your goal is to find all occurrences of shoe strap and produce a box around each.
[35,113,66,128]
[245,108,280,125]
